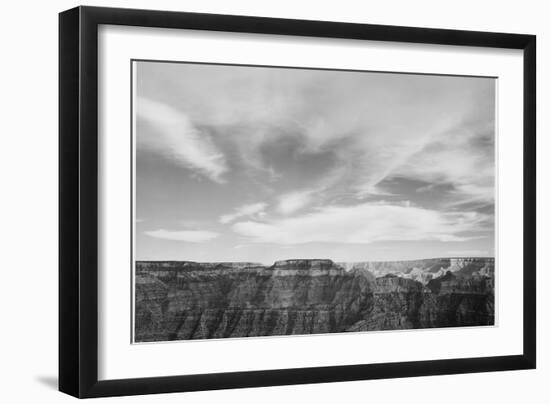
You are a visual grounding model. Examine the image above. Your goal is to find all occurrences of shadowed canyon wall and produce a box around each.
[135,258,494,342]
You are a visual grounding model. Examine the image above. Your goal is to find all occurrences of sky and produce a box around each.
[134,61,495,264]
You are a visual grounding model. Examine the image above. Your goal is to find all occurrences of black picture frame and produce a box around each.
[59,5,536,398]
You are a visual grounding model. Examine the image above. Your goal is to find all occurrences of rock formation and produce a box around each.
[135,258,494,342]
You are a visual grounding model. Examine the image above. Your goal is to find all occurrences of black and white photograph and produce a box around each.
[133,61,496,343]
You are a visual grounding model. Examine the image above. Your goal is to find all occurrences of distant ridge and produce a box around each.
[136,257,494,265]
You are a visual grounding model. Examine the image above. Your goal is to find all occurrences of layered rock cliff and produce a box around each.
[135,258,494,342]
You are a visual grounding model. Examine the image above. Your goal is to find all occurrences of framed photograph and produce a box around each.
[59,6,536,398]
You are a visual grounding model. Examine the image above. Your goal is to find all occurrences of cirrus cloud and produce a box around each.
[232,203,488,245]
[144,229,220,242]
[276,190,314,215]
[219,202,268,224]
[136,96,228,182]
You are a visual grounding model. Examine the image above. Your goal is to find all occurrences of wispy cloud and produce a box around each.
[144,229,219,242]
[391,121,495,205]
[219,202,267,224]
[136,96,228,182]
[277,190,314,214]
[232,202,488,245]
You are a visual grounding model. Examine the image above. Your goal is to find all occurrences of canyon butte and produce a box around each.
[135,257,494,342]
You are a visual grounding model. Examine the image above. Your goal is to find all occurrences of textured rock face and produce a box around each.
[135,258,494,342]
[338,257,494,284]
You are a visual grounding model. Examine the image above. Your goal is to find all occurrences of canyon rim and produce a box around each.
[133,60,496,343]
[135,257,495,342]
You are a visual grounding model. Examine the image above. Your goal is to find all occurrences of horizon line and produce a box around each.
[135,256,495,266]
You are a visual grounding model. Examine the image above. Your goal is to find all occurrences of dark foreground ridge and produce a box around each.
[135,258,495,342]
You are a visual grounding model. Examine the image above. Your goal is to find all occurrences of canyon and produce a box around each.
[135,258,494,342]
